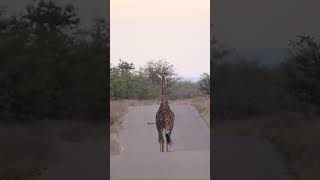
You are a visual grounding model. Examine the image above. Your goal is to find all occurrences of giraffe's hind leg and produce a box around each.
[161,142,164,152]
[158,131,164,152]
[166,142,168,152]
[165,130,172,152]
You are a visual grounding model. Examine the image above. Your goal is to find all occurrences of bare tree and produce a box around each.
[144,60,176,84]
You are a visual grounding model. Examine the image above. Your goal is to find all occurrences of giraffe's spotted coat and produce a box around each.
[156,76,175,152]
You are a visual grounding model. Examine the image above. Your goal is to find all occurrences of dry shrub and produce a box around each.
[0,121,59,179]
[110,101,128,126]
[110,126,123,155]
[191,97,210,127]
[110,101,128,155]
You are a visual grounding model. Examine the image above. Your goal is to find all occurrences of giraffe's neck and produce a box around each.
[161,77,169,108]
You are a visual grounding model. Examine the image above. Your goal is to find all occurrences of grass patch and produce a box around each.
[110,101,129,126]
[189,97,210,127]
[110,101,129,155]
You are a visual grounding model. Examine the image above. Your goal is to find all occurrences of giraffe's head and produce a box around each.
[157,74,167,85]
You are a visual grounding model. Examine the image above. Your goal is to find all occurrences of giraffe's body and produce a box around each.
[156,76,175,152]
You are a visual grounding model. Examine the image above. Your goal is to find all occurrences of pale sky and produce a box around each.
[111,0,210,77]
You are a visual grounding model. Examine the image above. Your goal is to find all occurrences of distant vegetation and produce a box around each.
[110,60,210,100]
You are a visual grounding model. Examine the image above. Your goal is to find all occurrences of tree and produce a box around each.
[0,0,108,121]
[211,26,230,63]
[144,60,175,84]
[211,30,232,98]
[117,59,135,72]
[285,35,320,108]
[199,73,210,95]
[90,18,108,51]
[23,0,79,32]
[110,60,136,99]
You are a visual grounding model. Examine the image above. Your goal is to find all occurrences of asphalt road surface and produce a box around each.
[213,136,294,180]
[39,139,108,180]
[111,105,210,180]
[111,104,294,180]
[38,104,293,180]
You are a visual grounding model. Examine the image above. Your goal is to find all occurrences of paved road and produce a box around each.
[39,140,108,180]
[213,136,294,180]
[111,104,294,180]
[38,104,293,180]
[111,105,210,180]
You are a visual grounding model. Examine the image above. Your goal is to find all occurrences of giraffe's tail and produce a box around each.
[165,133,172,146]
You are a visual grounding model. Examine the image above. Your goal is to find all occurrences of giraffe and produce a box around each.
[156,75,175,152]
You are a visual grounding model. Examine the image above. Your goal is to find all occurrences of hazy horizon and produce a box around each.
[111,0,210,77]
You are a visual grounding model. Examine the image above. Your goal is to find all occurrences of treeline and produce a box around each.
[213,35,320,118]
[110,60,210,100]
[0,0,108,122]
